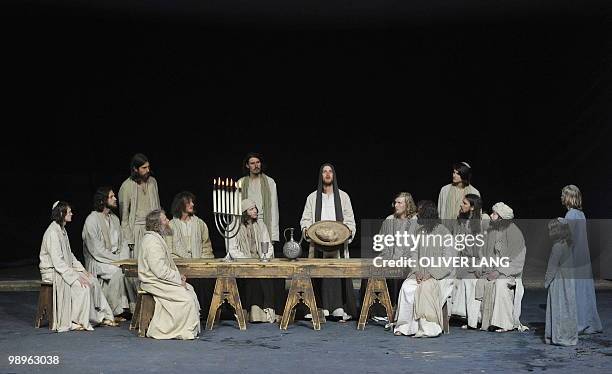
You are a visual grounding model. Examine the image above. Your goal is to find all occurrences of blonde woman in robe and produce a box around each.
[138,209,200,340]
[561,185,602,334]
[39,201,118,332]
[227,199,279,323]
[437,162,480,220]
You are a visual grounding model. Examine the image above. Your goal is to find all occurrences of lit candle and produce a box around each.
[238,181,242,213]
[221,179,226,214]
[213,179,217,213]
[229,179,234,214]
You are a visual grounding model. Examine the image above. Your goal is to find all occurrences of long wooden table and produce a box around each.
[117,258,406,331]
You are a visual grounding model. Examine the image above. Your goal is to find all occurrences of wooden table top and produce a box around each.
[116,258,408,278]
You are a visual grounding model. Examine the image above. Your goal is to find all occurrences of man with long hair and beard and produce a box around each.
[119,153,160,259]
[82,186,135,318]
[300,163,357,322]
[238,152,280,247]
[138,209,201,339]
[165,191,215,319]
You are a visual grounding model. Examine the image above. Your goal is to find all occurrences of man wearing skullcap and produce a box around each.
[39,201,118,332]
[300,163,357,321]
[227,199,279,323]
[477,202,527,332]
[437,162,481,220]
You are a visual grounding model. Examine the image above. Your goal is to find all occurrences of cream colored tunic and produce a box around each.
[82,211,132,315]
[39,222,114,332]
[119,176,160,258]
[138,231,200,339]
[165,216,214,259]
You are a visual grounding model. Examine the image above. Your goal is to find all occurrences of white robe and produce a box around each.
[82,211,132,315]
[166,216,214,259]
[394,224,454,337]
[300,189,356,259]
[39,222,114,332]
[138,231,200,340]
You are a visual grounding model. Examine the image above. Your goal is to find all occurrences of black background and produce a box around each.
[2,0,611,264]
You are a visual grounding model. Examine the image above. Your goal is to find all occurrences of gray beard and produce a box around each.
[160,226,173,236]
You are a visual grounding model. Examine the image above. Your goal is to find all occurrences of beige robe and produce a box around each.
[300,189,356,259]
[165,216,214,259]
[82,211,133,315]
[394,224,454,337]
[138,231,200,339]
[437,184,480,220]
[119,176,160,258]
[39,222,114,332]
[227,221,272,260]
[238,174,280,241]
[477,222,526,331]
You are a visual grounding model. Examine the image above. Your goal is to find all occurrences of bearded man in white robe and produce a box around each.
[39,201,118,332]
[83,186,134,317]
[394,201,455,338]
[119,153,160,259]
[138,209,200,340]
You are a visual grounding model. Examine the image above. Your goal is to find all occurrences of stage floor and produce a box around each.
[0,290,610,373]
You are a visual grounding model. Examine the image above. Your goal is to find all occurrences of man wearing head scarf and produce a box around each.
[437,162,481,220]
[476,202,527,332]
[238,152,280,245]
[300,163,357,321]
[138,209,200,339]
[227,199,279,323]
[119,153,160,259]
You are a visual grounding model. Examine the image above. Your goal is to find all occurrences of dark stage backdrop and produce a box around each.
[2,0,611,265]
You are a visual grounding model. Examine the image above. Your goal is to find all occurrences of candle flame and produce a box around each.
[213,178,216,186]
[221,180,225,187]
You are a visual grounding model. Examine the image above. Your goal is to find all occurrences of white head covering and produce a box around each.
[241,199,257,213]
[461,161,471,168]
[492,202,514,219]
[52,201,60,210]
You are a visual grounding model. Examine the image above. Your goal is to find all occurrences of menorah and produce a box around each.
[213,178,242,261]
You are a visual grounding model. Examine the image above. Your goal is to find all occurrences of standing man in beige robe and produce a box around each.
[300,163,357,321]
[438,162,480,220]
[39,201,118,332]
[83,186,135,317]
[165,191,214,319]
[477,202,527,332]
[238,152,279,246]
[139,209,200,340]
[119,153,160,259]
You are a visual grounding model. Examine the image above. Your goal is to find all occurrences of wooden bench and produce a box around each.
[129,289,156,337]
[34,282,53,329]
